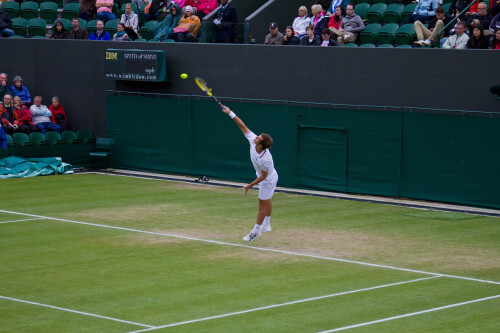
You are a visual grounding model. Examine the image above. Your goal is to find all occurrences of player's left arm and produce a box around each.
[243,170,268,197]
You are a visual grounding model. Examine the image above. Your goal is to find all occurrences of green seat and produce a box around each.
[139,4,146,24]
[401,3,417,24]
[134,38,146,42]
[31,35,48,39]
[162,39,175,43]
[79,18,87,29]
[62,2,80,20]
[377,23,399,45]
[40,2,58,23]
[90,137,114,169]
[384,3,404,24]
[397,44,412,48]
[13,133,33,147]
[9,35,25,38]
[2,1,20,20]
[28,18,47,37]
[30,132,50,146]
[11,18,28,36]
[377,43,394,47]
[360,43,376,47]
[62,130,83,144]
[77,130,96,144]
[87,19,98,35]
[442,3,451,13]
[395,23,417,45]
[53,0,63,9]
[342,42,358,47]
[104,19,119,36]
[20,1,39,20]
[140,20,157,40]
[46,131,65,145]
[360,23,381,44]
[119,3,138,17]
[367,4,387,24]
[6,134,15,148]
[112,3,118,16]
[55,17,71,30]
[354,3,370,21]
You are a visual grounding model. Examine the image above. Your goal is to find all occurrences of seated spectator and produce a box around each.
[491,12,500,32]
[51,21,69,39]
[312,4,328,39]
[214,0,237,43]
[1,94,17,135]
[467,2,493,37]
[186,0,217,20]
[69,17,89,39]
[293,6,312,38]
[112,22,130,41]
[0,73,13,102]
[120,3,139,40]
[409,0,439,23]
[153,3,181,41]
[414,6,451,46]
[328,5,345,33]
[89,20,111,40]
[283,26,300,45]
[13,96,38,134]
[30,96,61,134]
[265,21,284,45]
[0,126,6,149]
[49,96,68,131]
[491,28,500,48]
[327,0,350,16]
[449,0,477,20]
[443,21,469,48]
[300,25,320,45]
[0,2,14,38]
[467,24,490,48]
[168,6,201,42]
[96,0,116,22]
[145,0,169,22]
[319,27,338,46]
[335,4,364,46]
[80,0,97,21]
[9,76,31,106]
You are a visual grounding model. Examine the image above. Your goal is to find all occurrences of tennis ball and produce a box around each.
[180,73,188,79]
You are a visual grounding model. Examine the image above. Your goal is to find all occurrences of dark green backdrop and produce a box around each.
[106,92,500,209]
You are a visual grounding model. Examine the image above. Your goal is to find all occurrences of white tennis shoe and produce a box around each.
[261,224,272,233]
[243,229,261,242]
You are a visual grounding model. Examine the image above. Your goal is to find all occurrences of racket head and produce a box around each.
[194,77,213,97]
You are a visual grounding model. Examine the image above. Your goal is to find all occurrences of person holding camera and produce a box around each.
[49,96,68,131]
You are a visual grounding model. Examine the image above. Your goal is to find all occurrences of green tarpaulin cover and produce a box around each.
[0,156,73,179]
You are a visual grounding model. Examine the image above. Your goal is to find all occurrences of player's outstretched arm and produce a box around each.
[222,105,250,135]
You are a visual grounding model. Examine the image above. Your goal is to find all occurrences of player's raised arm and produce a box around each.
[221,105,250,135]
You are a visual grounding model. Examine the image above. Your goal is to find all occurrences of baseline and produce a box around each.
[0,217,46,224]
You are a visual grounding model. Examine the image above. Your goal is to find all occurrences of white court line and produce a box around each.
[127,276,441,333]
[1,209,499,286]
[317,294,500,332]
[0,295,155,328]
[0,217,46,224]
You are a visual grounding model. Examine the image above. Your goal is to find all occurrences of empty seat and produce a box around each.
[6,134,15,148]
[378,43,394,47]
[354,3,370,21]
[20,1,39,20]
[62,2,80,20]
[377,23,399,45]
[86,19,98,35]
[138,4,147,24]
[104,19,118,36]
[360,43,376,47]
[11,18,28,36]
[30,132,50,146]
[89,137,114,169]
[396,23,417,45]
[401,3,417,24]
[62,130,83,144]
[367,4,387,24]
[46,131,65,145]
[13,133,33,147]
[384,3,404,24]
[360,23,381,45]
[40,2,58,23]
[27,18,47,37]
[140,20,158,40]
[2,1,20,20]
[77,130,96,144]
[79,18,87,29]
[342,42,358,47]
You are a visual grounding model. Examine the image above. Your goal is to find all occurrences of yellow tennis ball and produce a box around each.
[180,73,188,79]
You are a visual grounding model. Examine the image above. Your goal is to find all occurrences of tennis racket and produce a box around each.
[194,77,222,107]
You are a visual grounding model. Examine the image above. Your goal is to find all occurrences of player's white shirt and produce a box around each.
[245,131,278,183]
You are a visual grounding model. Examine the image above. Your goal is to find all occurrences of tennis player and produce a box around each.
[222,105,278,242]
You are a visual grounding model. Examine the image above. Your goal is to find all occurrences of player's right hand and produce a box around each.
[221,105,231,114]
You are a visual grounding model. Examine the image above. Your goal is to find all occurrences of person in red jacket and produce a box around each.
[328,5,345,31]
[49,96,68,131]
[13,96,39,134]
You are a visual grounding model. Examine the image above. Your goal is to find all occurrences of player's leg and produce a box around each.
[243,200,266,242]
[261,199,272,232]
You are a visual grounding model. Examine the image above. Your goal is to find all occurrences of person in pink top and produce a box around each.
[173,0,186,9]
[186,0,217,19]
[96,0,117,22]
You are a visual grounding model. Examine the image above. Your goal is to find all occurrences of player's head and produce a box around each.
[255,133,273,150]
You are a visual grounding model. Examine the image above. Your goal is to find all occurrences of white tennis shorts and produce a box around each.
[258,177,278,200]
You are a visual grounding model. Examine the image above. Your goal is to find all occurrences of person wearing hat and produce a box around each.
[9,76,31,107]
[169,5,201,42]
[265,22,284,45]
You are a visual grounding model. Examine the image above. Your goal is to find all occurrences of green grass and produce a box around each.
[1,174,499,332]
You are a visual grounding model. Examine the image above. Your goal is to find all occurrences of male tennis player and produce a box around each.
[222,105,278,242]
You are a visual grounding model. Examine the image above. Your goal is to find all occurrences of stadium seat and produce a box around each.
[40,2,58,23]
[79,18,87,29]
[62,130,83,144]
[20,1,39,20]
[77,130,96,144]
[105,19,119,36]
[139,4,147,23]
[442,0,453,4]
[134,38,147,42]
[31,35,48,39]
[87,19,98,35]
[360,23,381,44]
[397,44,412,48]
[119,3,138,17]
[360,43,376,47]
[377,23,399,45]
[384,3,404,24]
[89,137,114,168]
[112,3,118,16]
[28,18,47,37]
[6,134,15,148]
[162,39,175,43]
[2,1,19,20]
[62,2,80,20]
[442,3,452,13]
[395,23,417,45]
[9,35,25,38]
[55,18,71,30]
[354,3,370,21]
[11,18,28,37]
[140,20,158,40]
[402,3,417,24]
[378,43,394,47]
[13,133,33,147]
[342,42,358,47]
[367,4,387,24]
[53,0,63,8]
[30,132,50,146]
[46,131,65,145]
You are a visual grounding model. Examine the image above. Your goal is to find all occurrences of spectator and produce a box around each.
[168,6,201,42]
[414,6,451,46]
[145,0,168,22]
[409,0,439,23]
[0,2,14,37]
[491,28,500,48]
[466,24,490,48]
[49,96,68,131]
[0,94,16,135]
[312,4,328,38]
[336,4,364,46]
[490,12,500,32]
[13,96,38,134]
[96,0,116,22]
[186,0,217,20]
[0,73,12,102]
[173,0,186,8]
[328,5,345,36]
[293,6,312,38]
[300,25,320,46]
[69,17,89,39]
[0,126,6,149]
[214,0,237,43]
[9,76,31,106]
[80,0,97,21]
[153,2,181,41]
[319,27,338,46]
[467,2,493,37]
[50,21,69,39]
[89,20,111,40]
[120,3,139,40]
[283,26,300,45]
[449,0,477,19]
[112,22,130,41]
[30,96,61,134]
[492,0,500,17]
[443,21,469,48]
[327,0,350,16]
[264,22,284,45]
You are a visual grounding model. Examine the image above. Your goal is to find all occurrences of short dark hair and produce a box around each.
[321,28,330,35]
[306,25,314,31]
[261,133,273,149]
[435,6,444,14]
[456,21,467,29]
[347,3,355,9]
